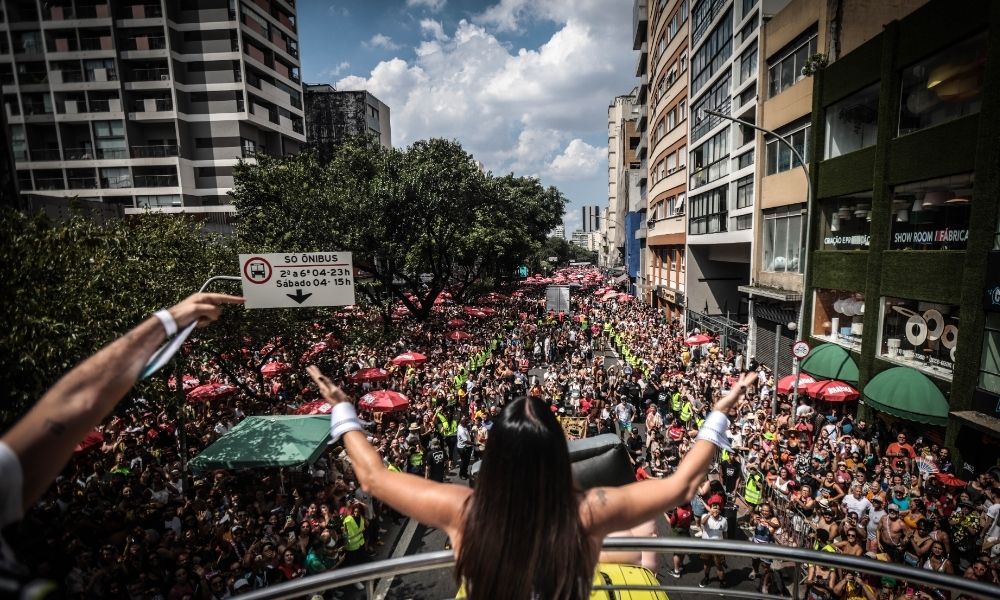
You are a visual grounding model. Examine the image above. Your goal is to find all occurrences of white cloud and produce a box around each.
[543,139,605,181]
[327,4,350,17]
[406,0,446,11]
[420,19,448,42]
[317,61,351,80]
[364,33,401,50]
[338,3,633,214]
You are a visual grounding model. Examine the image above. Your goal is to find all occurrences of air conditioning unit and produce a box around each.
[160,74,169,81]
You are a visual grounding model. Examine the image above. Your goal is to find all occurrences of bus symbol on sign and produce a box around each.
[243,257,272,284]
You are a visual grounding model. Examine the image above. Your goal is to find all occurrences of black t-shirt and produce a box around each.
[627,433,644,457]
[426,447,447,481]
[721,459,741,493]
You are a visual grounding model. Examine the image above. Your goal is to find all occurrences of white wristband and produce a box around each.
[154,309,178,338]
[696,411,732,451]
[330,403,364,442]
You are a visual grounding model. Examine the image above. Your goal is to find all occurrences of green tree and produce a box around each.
[0,209,234,424]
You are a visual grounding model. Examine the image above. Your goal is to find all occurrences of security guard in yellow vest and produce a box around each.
[408,446,424,475]
[679,398,693,424]
[671,392,682,416]
[744,466,763,507]
[342,502,368,566]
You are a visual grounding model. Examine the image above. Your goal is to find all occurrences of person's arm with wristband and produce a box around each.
[584,370,759,537]
[2,292,243,513]
[306,366,469,539]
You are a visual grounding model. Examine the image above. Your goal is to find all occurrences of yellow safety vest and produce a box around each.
[444,419,458,437]
[745,473,762,505]
[343,515,365,551]
[409,451,423,467]
[387,464,401,473]
[695,416,704,429]
[671,393,681,412]
[680,402,692,423]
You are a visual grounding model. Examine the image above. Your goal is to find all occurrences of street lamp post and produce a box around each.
[704,109,813,414]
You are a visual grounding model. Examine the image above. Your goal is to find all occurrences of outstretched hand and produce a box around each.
[167,293,244,329]
[714,370,759,414]
[306,366,351,405]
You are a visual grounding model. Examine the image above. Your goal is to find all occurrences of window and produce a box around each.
[811,289,864,352]
[735,175,753,208]
[93,120,125,159]
[689,126,729,189]
[878,297,959,381]
[243,8,270,34]
[679,50,688,73]
[737,11,758,45]
[9,125,25,160]
[692,0,727,45]
[688,186,727,235]
[656,119,665,141]
[738,84,756,107]
[100,167,130,189]
[691,8,732,94]
[741,0,757,19]
[765,124,809,175]
[739,40,757,84]
[656,160,666,181]
[676,145,686,167]
[819,192,872,250]
[136,195,182,208]
[241,137,256,157]
[767,31,817,97]
[666,153,676,172]
[762,205,804,273]
[735,213,752,230]
[898,32,985,136]
[691,74,730,141]
[825,82,879,159]
[84,58,115,81]
[736,150,754,169]
[890,173,973,251]
[980,314,1000,394]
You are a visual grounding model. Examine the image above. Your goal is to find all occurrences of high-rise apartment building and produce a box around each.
[603,92,637,269]
[631,0,649,299]
[549,224,565,240]
[683,0,790,326]
[581,204,601,233]
[1,0,305,227]
[304,84,390,162]
[644,0,690,320]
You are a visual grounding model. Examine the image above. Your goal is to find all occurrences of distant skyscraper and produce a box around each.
[582,205,601,232]
[550,224,566,239]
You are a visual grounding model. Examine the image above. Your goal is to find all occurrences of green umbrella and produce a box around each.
[800,343,859,383]
[189,416,331,471]
[862,367,949,426]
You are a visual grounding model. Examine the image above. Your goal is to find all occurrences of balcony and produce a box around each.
[63,147,95,160]
[96,148,127,159]
[133,174,178,187]
[123,4,163,20]
[101,175,132,189]
[67,176,99,189]
[121,36,166,51]
[52,70,85,84]
[128,68,170,82]
[28,149,61,161]
[130,98,173,112]
[632,0,648,50]
[80,36,114,51]
[23,104,53,116]
[131,144,178,158]
[35,177,66,190]
[44,3,111,20]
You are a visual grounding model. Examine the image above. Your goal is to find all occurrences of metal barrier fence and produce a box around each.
[686,309,748,354]
[237,538,998,600]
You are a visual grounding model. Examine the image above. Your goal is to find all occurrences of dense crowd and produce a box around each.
[5,267,999,600]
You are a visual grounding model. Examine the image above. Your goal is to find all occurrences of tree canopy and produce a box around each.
[230,136,566,319]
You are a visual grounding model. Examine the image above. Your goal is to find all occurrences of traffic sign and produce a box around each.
[791,340,811,359]
[239,252,356,309]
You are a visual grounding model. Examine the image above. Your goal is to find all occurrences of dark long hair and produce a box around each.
[455,396,594,599]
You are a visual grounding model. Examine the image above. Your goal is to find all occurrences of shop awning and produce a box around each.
[862,367,949,427]
[189,415,330,471]
[800,343,859,383]
[738,284,802,302]
[950,410,1000,437]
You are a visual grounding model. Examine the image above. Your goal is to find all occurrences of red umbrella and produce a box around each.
[617,293,631,302]
[301,342,328,362]
[468,309,487,318]
[359,390,410,413]
[187,383,238,402]
[935,472,967,487]
[294,400,334,415]
[168,374,200,391]
[777,373,817,395]
[447,331,472,341]
[349,368,390,383]
[684,334,712,346]
[447,318,468,328]
[806,380,860,402]
[391,351,428,366]
[478,307,496,315]
[261,362,293,378]
[74,430,104,454]
[601,292,617,301]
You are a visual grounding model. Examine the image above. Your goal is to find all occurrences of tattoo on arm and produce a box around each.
[44,418,67,436]
[596,488,607,507]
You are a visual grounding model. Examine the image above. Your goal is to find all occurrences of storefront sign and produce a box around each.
[984,252,1000,311]
[823,234,870,249]
[657,287,677,303]
[890,225,968,250]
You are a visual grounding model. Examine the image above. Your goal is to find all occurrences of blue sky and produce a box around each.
[296,0,636,236]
